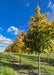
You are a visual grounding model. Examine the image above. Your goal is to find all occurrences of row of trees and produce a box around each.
[4,31,26,53]
[4,5,54,75]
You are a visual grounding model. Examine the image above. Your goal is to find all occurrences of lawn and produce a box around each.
[0,52,54,75]
[8,52,54,75]
[0,53,18,75]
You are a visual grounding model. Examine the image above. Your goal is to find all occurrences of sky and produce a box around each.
[0,0,54,51]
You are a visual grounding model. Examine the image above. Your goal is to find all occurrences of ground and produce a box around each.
[0,52,54,75]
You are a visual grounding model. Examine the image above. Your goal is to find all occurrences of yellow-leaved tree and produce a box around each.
[13,31,26,64]
[4,43,14,53]
[24,5,54,75]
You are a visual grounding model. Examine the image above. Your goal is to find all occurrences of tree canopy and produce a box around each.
[24,5,54,54]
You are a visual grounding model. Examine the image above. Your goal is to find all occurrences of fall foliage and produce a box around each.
[4,5,54,54]
[24,5,54,54]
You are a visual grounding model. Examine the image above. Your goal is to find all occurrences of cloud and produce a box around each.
[26,3,30,7]
[0,27,3,31]
[50,4,54,10]
[47,0,51,8]
[0,47,6,52]
[7,26,18,35]
[21,0,30,8]
[47,3,54,22]
[0,34,12,47]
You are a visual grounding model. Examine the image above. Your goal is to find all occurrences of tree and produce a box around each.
[4,31,26,64]
[4,43,14,52]
[13,31,26,64]
[24,5,54,75]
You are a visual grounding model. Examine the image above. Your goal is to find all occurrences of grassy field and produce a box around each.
[0,53,18,75]
[0,52,54,75]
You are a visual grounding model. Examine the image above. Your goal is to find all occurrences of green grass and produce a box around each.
[0,66,18,75]
[0,52,54,75]
[0,53,18,75]
[21,53,54,65]
[8,52,54,74]
[12,52,54,65]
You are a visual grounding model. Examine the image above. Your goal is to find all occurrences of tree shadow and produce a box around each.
[0,59,38,75]
[20,54,54,66]
[0,53,38,75]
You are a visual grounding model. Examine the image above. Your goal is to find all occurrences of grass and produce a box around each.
[21,53,54,65]
[0,66,18,75]
[0,53,18,75]
[8,52,54,75]
[0,52,54,75]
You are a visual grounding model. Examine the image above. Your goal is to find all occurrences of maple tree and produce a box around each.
[4,31,26,64]
[24,5,54,75]
[4,5,54,75]
[13,31,26,64]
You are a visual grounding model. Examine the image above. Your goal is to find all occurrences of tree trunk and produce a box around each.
[47,53,49,62]
[19,54,21,65]
[13,53,15,61]
[38,53,40,75]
